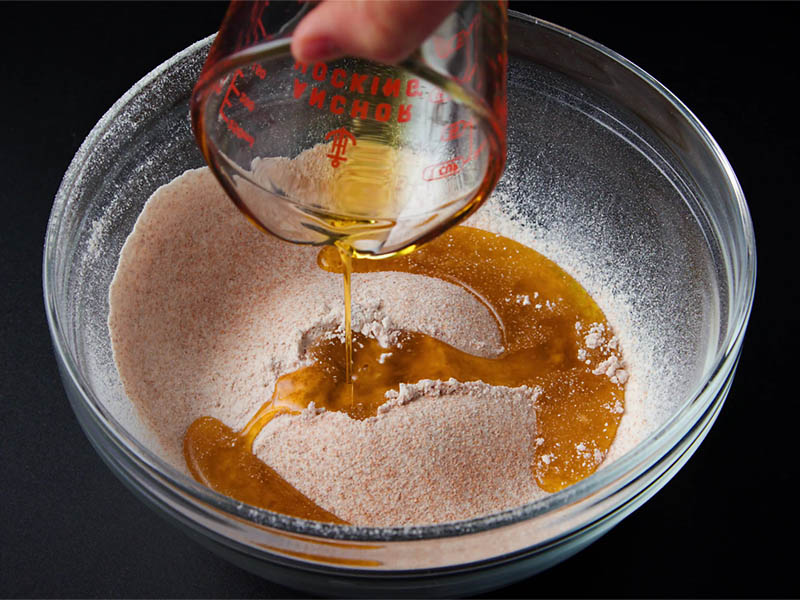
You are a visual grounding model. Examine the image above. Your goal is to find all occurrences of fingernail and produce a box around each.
[297,36,341,62]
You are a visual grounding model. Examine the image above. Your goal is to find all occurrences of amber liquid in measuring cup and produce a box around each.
[191,1,508,252]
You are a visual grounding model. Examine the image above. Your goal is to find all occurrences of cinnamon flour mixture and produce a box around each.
[109,167,637,526]
[257,380,544,526]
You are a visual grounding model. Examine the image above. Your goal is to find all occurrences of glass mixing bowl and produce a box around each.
[44,12,755,598]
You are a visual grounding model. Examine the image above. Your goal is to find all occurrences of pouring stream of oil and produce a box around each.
[337,242,354,394]
[184,227,625,523]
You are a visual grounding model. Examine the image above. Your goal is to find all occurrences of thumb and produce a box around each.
[291,0,460,64]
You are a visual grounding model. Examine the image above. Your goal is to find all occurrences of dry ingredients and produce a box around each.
[109,167,629,526]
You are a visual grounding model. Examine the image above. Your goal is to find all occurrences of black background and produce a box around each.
[1,2,797,598]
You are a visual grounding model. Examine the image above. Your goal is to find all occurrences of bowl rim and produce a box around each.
[44,10,756,544]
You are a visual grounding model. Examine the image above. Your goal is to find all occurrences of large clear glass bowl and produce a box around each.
[44,12,755,597]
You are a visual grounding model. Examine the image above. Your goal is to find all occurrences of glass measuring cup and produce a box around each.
[191,0,507,257]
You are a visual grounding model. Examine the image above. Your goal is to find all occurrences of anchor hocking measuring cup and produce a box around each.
[191,0,507,257]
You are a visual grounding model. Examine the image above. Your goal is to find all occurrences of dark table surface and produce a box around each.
[2,2,796,598]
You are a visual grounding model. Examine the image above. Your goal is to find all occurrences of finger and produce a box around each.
[291,0,460,64]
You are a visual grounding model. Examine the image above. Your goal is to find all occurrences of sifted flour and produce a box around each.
[256,380,544,526]
[109,167,643,526]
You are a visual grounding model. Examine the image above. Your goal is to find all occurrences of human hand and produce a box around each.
[291,0,461,64]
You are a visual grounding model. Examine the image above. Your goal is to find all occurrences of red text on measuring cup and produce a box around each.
[324,127,356,168]
[219,69,256,147]
[423,158,461,181]
[292,62,429,123]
